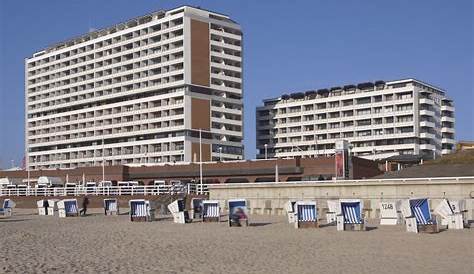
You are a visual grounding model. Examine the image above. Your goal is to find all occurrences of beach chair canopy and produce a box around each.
[64,200,78,214]
[340,200,363,224]
[3,199,15,209]
[104,199,118,211]
[296,201,317,222]
[129,200,148,217]
[228,199,248,221]
[202,200,220,218]
[285,200,296,213]
[409,198,433,225]
[327,200,338,213]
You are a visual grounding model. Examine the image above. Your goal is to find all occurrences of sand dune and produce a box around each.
[1,209,472,274]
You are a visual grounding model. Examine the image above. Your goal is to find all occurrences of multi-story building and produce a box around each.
[25,6,243,170]
[256,79,455,160]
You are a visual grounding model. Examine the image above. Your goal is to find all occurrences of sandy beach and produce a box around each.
[1,209,473,274]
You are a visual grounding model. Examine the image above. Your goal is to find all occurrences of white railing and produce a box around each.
[0,184,210,197]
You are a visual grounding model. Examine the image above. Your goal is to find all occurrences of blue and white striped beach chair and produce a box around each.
[0,199,15,217]
[401,198,439,233]
[202,200,220,222]
[336,199,365,231]
[295,201,318,228]
[104,198,119,216]
[58,199,79,218]
[129,199,154,222]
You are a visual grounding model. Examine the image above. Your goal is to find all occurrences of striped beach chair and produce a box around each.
[336,199,365,231]
[0,199,15,217]
[285,200,297,224]
[326,200,338,225]
[401,198,439,233]
[228,199,248,227]
[295,201,318,229]
[58,199,79,218]
[202,200,220,222]
[129,199,154,222]
[104,198,119,216]
[168,199,190,224]
[434,199,464,230]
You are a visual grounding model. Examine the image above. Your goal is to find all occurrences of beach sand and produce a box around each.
[1,209,473,274]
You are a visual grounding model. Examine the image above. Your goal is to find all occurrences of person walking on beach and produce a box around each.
[80,196,89,216]
[43,199,49,215]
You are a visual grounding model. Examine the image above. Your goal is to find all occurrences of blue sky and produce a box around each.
[0,0,472,168]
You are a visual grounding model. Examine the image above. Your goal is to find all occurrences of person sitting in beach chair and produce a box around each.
[202,200,220,222]
[228,199,248,227]
[168,199,190,224]
[129,199,155,222]
[57,199,79,218]
[336,199,365,231]
[379,200,402,225]
[326,200,338,225]
[104,198,119,216]
[189,198,203,220]
[0,199,16,217]
[294,201,318,229]
[401,198,439,233]
[284,200,297,224]
[434,199,465,230]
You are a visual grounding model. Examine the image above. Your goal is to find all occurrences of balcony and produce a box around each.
[441,116,455,123]
[441,127,455,133]
[441,105,455,112]
[442,138,456,144]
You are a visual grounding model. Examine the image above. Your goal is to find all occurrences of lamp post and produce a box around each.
[199,129,203,193]
[102,136,105,183]
[264,144,268,159]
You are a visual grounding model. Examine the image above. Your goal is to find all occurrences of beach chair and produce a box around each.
[379,200,402,225]
[0,199,16,217]
[336,199,365,231]
[189,198,203,220]
[57,199,79,218]
[37,199,59,216]
[401,198,439,233]
[326,200,338,225]
[104,198,119,216]
[168,199,190,224]
[434,199,465,230]
[285,200,297,224]
[295,201,318,229]
[129,199,155,222]
[202,200,220,222]
[228,199,248,227]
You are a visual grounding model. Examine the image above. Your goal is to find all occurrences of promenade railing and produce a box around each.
[0,184,210,197]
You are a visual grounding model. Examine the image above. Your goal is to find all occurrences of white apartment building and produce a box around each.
[25,6,243,170]
[256,79,455,160]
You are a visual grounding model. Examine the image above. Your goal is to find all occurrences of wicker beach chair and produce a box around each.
[434,199,465,230]
[326,200,338,225]
[285,200,297,224]
[202,200,220,222]
[0,199,15,217]
[129,199,155,222]
[401,198,439,233]
[37,199,59,216]
[58,199,79,218]
[228,199,248,227]
[104,198,119,216]
[336,199,365,231]
[295,201,318,229]
[168,199,190,224]
[379,200,402,225]
[189,198,203,220]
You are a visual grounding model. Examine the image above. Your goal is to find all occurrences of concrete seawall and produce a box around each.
[208,177,474,219]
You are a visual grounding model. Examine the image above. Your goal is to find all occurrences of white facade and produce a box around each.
[256,79,455,160]
[25,6,243,170]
